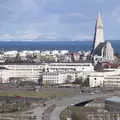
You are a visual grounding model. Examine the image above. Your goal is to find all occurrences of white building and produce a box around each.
[45,63,94,73]
[92,12,104,51]
[43,72,65,84]
[0,62,94,84]
[4,51,18,58]
[43,71,76,85]
[92,12,114,63]
[88,69,120,87]
[103,41,114,62]
[40,51,51,55]
[42,63,94,85]
[104,75,120,87]
[73,53,80,61]
[51,50,59,55]
[0,65,44,83]
[59,50,69,55]
[89,74,104,87]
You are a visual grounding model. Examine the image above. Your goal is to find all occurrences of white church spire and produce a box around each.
[92,11,104,51]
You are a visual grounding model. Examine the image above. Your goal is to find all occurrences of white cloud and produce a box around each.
[0,33,56,40]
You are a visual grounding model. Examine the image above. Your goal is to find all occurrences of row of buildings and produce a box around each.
[0,12,118,88]
[0,62,94,85]
[0,50,91,63]
[0,62,120,88]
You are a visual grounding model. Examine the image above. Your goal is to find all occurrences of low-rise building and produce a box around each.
[89,74,104,88]
[42,71,76,85]
[4,51,18,58]
[0,65,44,83]
[104,75,120,87]
[43,72,65,84]
[0,62,94,84]
[59,50,68,55]
[88,69,120,87]
[45,62,94,72]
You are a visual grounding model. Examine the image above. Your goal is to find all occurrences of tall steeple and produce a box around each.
[92,12,104,52]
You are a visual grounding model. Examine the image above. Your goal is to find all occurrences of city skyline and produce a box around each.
[0,0,120,41]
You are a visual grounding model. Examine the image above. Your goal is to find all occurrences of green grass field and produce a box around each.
[60,106,97,120]
[0,88,80,99]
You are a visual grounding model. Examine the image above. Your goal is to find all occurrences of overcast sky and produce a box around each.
[0,0,120,41]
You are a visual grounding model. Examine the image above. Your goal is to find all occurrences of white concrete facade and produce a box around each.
[0,65,44,83]
[104,76,120,87]
[88,69,120,87]
[45,63,94,72]
[0,63,94,84]
[43,72,76,84]
[103,41,114,62]
[89,74,104,87]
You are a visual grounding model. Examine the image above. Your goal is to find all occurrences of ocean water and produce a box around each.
[0,41,119,53]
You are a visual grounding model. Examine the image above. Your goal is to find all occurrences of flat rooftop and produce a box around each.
[105,96,120,103]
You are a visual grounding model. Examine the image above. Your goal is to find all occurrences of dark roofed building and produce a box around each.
[93,42,105,56]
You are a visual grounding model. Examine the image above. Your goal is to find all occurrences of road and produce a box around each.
[49,92,117,120]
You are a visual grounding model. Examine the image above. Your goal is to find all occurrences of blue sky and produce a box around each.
[0,0,120,41]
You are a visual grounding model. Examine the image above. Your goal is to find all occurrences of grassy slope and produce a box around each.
[60,106,97,120]
[0,88,79,98]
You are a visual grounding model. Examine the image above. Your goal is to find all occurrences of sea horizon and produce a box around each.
[0,40,119,53]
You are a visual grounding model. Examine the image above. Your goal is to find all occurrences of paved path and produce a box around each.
[50,92,116,120]
[23,91,117,120]
[25,99,56,120]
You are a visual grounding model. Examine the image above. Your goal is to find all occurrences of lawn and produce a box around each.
[0,88,80,99]
[60,106,97,120]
